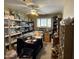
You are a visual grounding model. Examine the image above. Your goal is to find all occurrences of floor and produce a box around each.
[36,42,52,59]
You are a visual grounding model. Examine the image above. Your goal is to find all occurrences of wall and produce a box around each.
[63,0,74,18]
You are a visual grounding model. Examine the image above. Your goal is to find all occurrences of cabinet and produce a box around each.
[59,18,74,59]
[64,24,74,59]
[44,32,50,42]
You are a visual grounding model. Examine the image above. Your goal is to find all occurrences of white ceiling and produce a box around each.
[4,0,64,14]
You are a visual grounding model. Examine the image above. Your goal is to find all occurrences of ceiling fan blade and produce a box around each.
[36,9,47,13]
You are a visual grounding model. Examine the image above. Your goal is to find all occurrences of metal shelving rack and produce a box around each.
[4,19,34,49]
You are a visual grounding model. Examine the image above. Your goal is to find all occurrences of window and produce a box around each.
[37,18,51,27]
[37,18,40,27]
[41,18,47,27]
[47,18,51,27]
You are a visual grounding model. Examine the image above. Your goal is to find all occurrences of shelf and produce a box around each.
[5,39,17,46]
[4,18,23,21]
[4,26,9,28]
[10,19,22,21]
[4,26,22,28]
[5,42,9,46]
[5,32,22,38]
[10,32,22,36]
[4,18,28,22]
[11,39,17,44]
[21,20,28,22]
[5,35,9,38]
[21,26,29,28]
[10,26,22,28]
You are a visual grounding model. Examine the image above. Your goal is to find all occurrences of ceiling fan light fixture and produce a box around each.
[30,9,38,16]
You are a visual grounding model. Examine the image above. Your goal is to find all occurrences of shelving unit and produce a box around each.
[28,22,34,31]
[4,18,34,50]
[52,16,58,34]
[52,16,61,47]
[52,16,61,34]
[51,16,62,59]
[4,16,34,58]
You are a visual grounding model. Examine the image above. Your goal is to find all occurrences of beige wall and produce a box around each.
[63,0,74,18]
